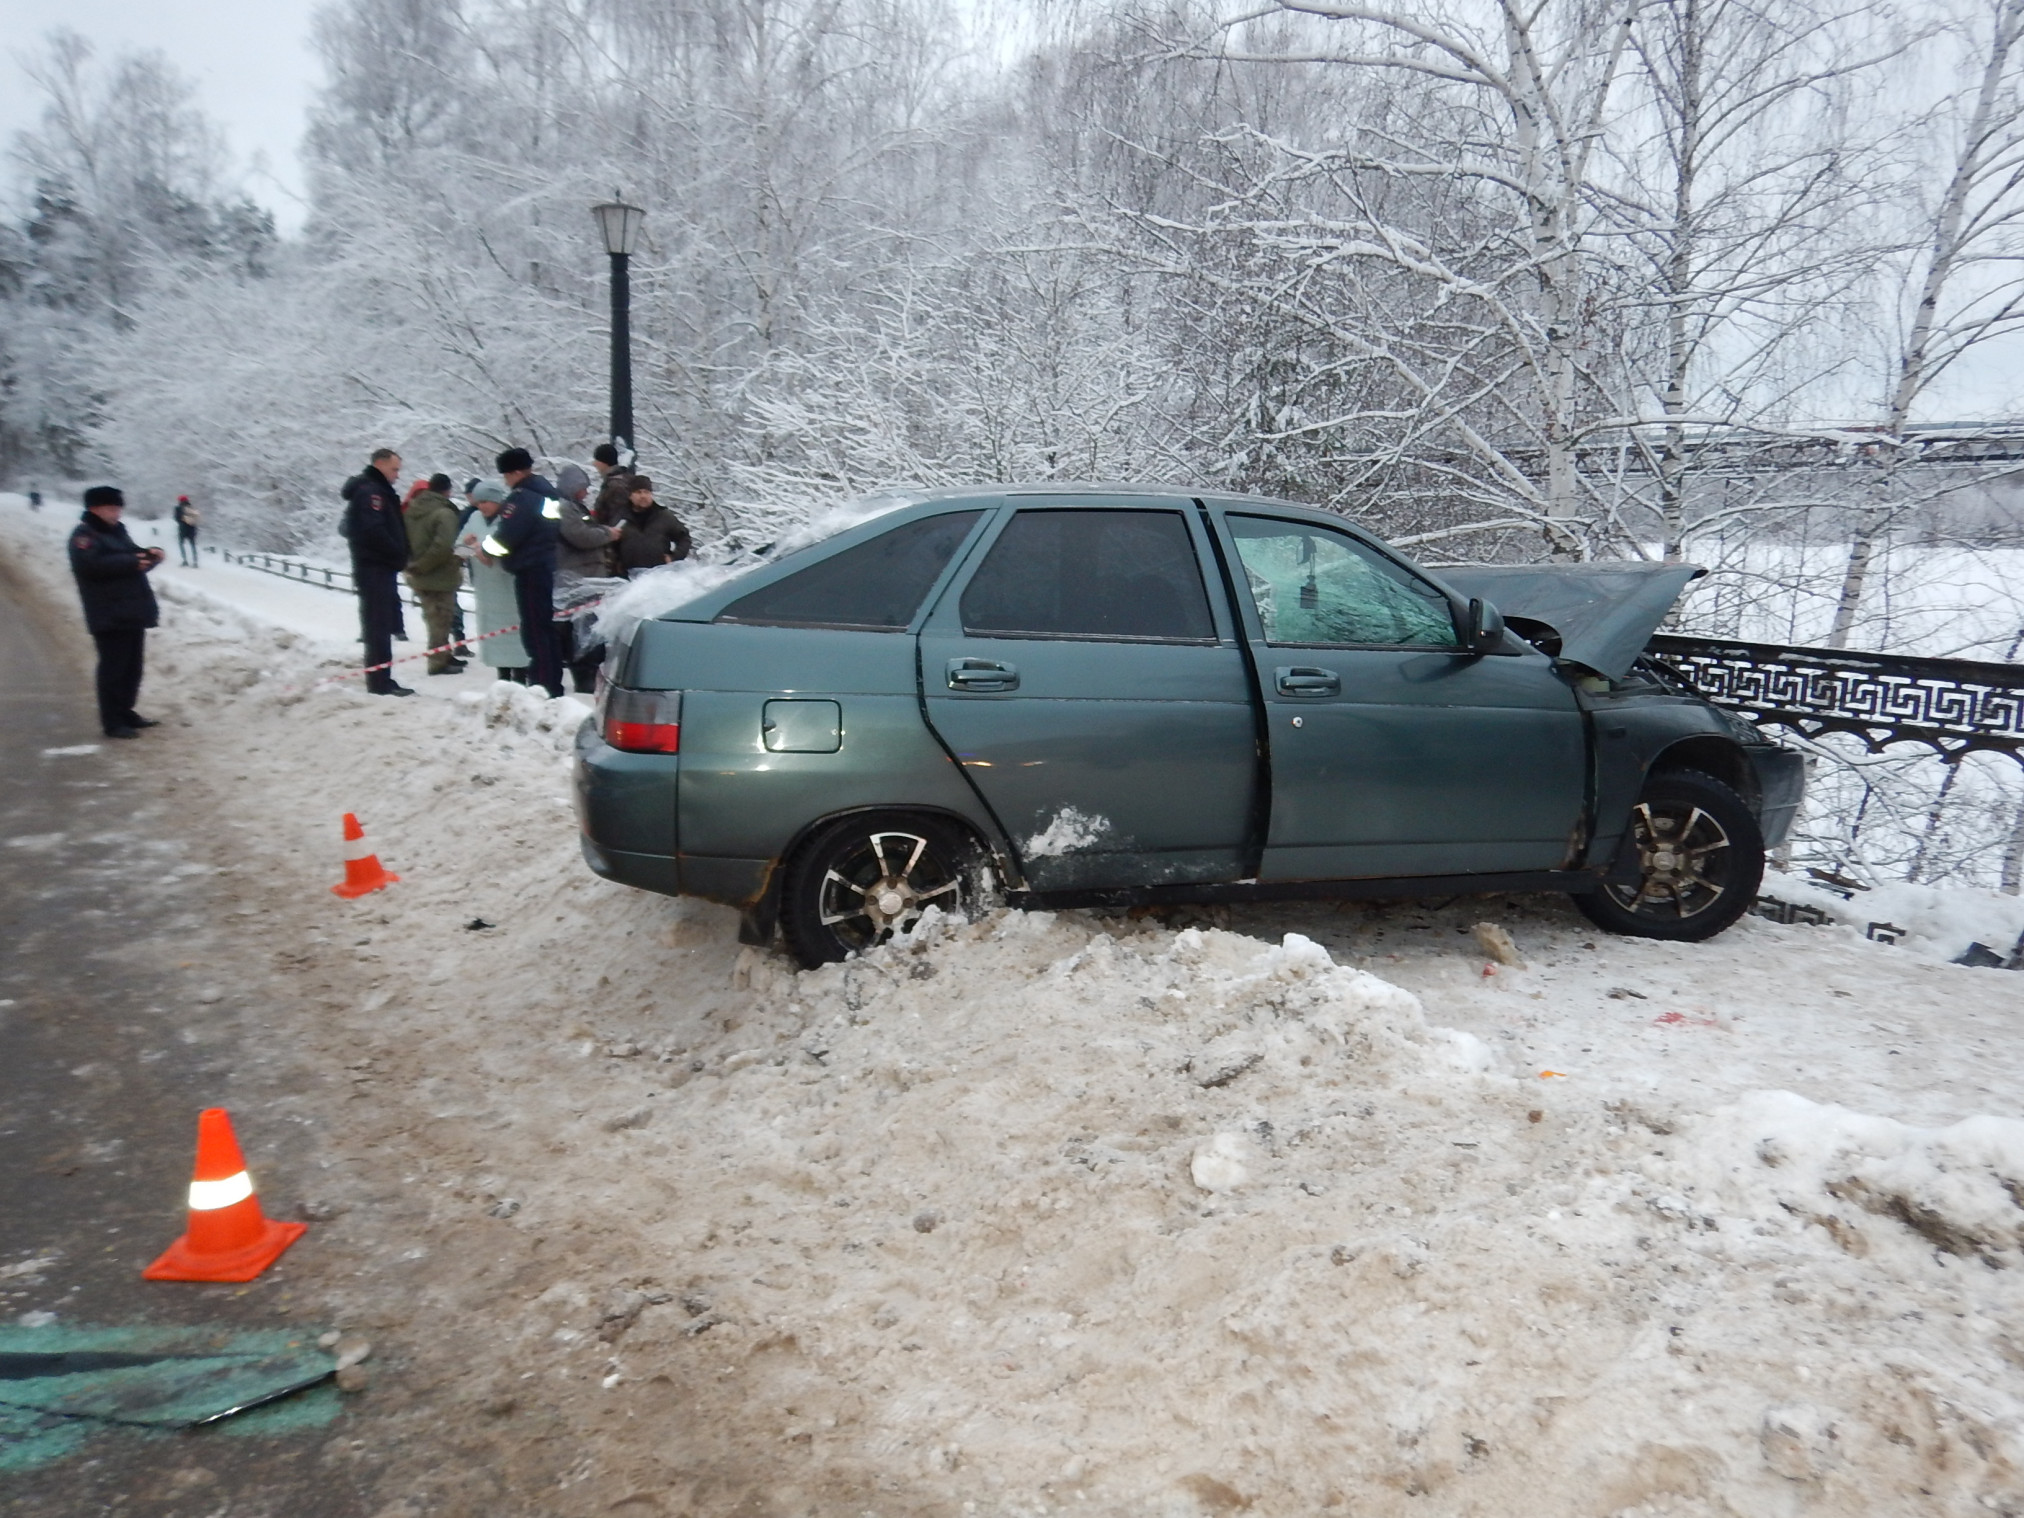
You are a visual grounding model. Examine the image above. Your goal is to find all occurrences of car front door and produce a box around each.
[919,501,1260,892]
[1208,508,1588,881]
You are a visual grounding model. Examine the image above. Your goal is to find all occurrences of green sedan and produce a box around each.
[575,486,1803,967]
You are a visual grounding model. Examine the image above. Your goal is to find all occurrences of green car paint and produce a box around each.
[574,486,1803,935]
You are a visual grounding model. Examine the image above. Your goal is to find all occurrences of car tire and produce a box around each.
[779,810,986,968]
[1574,769,1763,943]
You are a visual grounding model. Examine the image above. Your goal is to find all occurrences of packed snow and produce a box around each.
[1023,807,1114,859]
[5,492,2024,1516]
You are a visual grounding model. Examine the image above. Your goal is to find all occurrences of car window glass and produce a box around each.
[959,509,1216,641]
[1228,515,1459,647]
[718,511,983,630]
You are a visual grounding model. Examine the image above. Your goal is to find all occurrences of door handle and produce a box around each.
[1275,666,1339,696]
[947,658,1019,692]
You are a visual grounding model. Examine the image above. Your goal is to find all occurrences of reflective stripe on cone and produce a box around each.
[189,1172,255,1210]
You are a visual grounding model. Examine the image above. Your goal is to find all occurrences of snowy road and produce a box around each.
[0,545,373,1513]
[4,494,2023,1517]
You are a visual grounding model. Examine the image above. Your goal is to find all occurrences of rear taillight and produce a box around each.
[603,686,681,753]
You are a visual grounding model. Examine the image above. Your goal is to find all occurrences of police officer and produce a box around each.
[481,447,565,697]
[341,448,413,696]
[68,485,165,738]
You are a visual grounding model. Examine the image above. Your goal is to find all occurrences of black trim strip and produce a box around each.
[1010,868,1608,911]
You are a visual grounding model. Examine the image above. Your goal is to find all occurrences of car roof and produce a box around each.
[906,482,1330,514]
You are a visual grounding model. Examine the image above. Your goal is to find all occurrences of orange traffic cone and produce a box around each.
[143,1108,307,1282]
[331,812,398,898]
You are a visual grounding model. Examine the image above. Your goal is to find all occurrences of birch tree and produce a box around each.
[1162,0,1648,555]
[1827,0,2024,648]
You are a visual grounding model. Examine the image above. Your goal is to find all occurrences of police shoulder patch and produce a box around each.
[73,534,92,551]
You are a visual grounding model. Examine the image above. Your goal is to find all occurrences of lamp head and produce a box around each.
[592,197,645,256]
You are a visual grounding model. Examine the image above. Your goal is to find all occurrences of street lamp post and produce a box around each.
[591,197,646,457]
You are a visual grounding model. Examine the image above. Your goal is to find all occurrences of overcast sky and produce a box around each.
[0,0,322,231]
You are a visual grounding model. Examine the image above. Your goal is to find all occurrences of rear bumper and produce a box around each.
[573,718,773,907]
[1749,743,1806,848]
[573,716,680,866]
[580,836,683,896]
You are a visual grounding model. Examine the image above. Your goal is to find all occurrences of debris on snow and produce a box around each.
[1471,921,1524,966]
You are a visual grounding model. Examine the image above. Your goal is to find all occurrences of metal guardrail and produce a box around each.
[222,551,474,614]
[1648,633,2024,767]
[224,551,354,591]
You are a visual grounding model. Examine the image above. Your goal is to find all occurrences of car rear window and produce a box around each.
[959,509,1216,642]
[717,511,983,631]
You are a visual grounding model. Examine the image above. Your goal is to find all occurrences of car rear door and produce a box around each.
[918,499,1259,892]
[1206,506,1587,880]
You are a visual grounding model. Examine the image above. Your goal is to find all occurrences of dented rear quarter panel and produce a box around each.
[640,620,1003,878]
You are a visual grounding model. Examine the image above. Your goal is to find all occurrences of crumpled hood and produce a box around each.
[1438,562,1705,679]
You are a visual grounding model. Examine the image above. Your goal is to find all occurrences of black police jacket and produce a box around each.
[68,512,160,634]
[341,467,410,572]
[488,475,561,576]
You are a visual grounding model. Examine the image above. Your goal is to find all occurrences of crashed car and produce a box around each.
[574,486,1803,966]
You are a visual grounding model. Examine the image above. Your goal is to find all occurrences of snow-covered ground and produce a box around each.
[5,491,2024,1516]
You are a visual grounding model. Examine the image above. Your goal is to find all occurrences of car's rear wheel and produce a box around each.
[779,811,984,968]
[1575,769,1763,942]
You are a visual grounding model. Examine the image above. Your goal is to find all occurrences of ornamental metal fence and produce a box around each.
[1646,634,2024,769]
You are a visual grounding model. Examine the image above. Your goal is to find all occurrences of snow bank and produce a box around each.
[1671,1089,2024,1262]
[1762,866,2024,961]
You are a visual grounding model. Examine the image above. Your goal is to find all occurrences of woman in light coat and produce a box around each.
[460,481,529,680]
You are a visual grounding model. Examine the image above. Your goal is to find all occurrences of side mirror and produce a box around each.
[1466,597,1506,654]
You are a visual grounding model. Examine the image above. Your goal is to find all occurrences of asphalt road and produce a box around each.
[0,558,371,1515]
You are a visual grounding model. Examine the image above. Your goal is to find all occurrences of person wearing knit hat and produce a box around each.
[458,480,529,680]
[69,486,166,738]
[403,473,466,675]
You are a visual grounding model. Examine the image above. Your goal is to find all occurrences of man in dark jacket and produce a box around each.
[590,442,635,527]
[481,447,564,697]
[613,477,693,574]
[342,448,412,696]
[68,486,165,738]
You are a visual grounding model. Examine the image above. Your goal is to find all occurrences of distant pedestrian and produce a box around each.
[482,448,565,697]
[613,477,692,574]
[460,482,528,681]
[404,472,466,676]
[68,486,165,739]
[590,442,635,526]
[173,495,200,566]
[340,448,413,697]
[28,486,43,511]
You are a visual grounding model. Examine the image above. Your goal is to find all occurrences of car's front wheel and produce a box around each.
[1575,769,1763,942]
[779,811,985,968]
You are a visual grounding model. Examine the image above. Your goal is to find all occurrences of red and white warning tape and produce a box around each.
[287,598,608,695]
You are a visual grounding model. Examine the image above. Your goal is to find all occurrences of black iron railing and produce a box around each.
[221,551,473,614]
[1647,634,2024,766]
